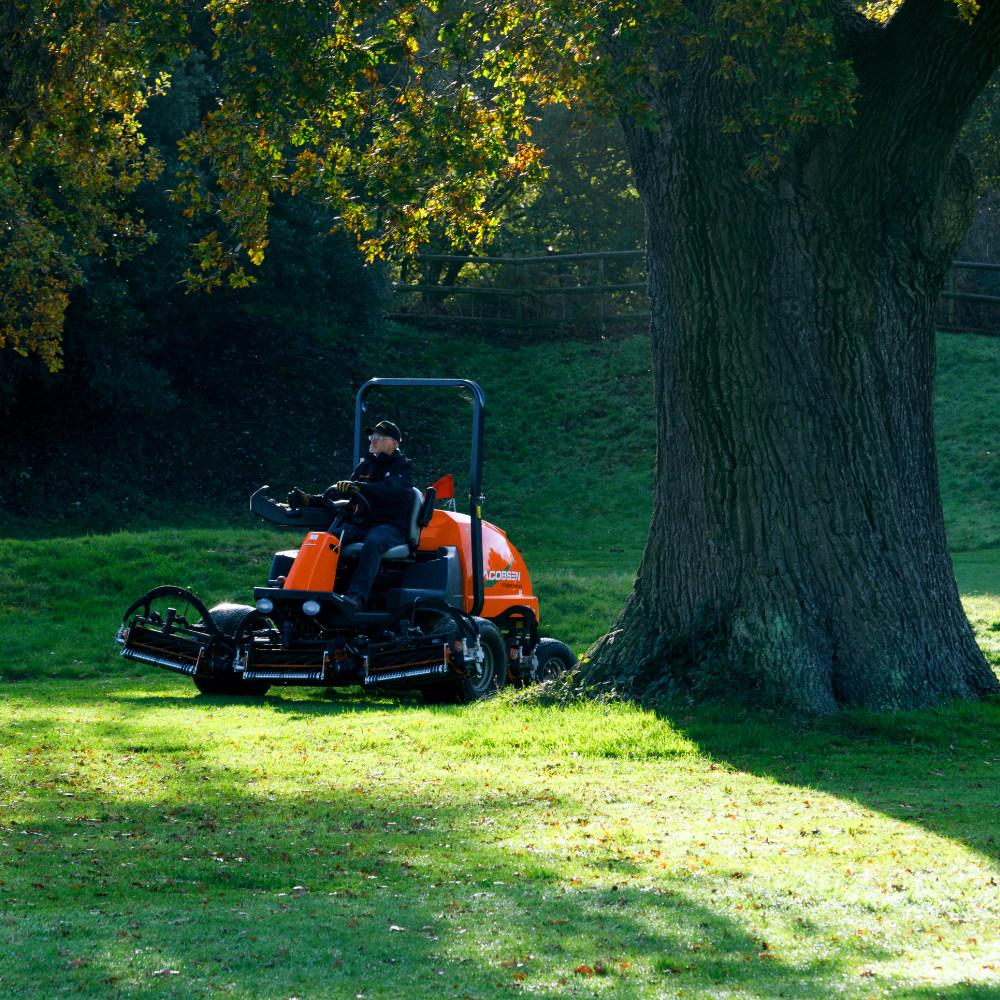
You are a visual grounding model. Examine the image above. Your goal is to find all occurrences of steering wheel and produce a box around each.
[322,486,372,530]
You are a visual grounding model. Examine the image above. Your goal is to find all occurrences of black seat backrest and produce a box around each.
[343,487,428,560]
[417,487,437,529]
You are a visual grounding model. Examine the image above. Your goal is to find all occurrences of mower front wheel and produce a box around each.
[461,618,507,702]
[422,618,507,704]
[192,604,271,697]
[532,638,577,683]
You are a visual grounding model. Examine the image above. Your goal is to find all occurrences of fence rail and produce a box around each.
[390,250,649,334]
[389,252,1000,336]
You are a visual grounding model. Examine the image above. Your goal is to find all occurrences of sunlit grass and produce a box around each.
[1,676,998,998]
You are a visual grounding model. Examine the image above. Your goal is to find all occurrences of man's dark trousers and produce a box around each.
[338,523,407,605]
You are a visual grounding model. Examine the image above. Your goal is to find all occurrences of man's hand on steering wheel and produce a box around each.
[287,486,311,509]
[323,482,371,518]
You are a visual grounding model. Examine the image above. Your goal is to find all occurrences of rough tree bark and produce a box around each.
[583,1,1000,711]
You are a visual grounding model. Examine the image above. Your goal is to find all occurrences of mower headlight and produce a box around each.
[302,600,321,616]
[255,598,274,614]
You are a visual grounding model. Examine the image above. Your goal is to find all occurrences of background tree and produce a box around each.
[0,13,381,525]
[0,0,187,369]
[582,0,1000,711]
[490,106,643,255]
[958,76,1000,261]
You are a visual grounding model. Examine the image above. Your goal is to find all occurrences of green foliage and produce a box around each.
[0,40,383,491]
[0,0,187,369]
[962,76,1000,195]
[4,0,998,369]
[489,105,644,254]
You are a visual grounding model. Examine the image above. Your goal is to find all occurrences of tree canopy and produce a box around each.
[3,1,998,370]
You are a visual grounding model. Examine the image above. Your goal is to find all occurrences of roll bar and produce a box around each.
[355,378,487,616]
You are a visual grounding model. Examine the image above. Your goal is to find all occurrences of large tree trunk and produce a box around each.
[583,21,1000,711]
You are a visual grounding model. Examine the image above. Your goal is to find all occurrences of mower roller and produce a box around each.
[116,378,577,702]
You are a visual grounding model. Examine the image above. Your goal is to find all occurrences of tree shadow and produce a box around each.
[654,698,1000,863]
[1,780,935,1000]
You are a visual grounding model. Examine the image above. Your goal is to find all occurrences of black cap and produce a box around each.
[366,419,402,442]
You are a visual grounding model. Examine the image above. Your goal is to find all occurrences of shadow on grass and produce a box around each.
[655,697,1000,863]
[118,689,427,716]
[2,782,923,1000]
[3,677,998,997]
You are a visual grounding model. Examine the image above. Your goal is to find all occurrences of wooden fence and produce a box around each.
[940,260,1000,333]
[389,252,1000,336]
[389,250,648,335]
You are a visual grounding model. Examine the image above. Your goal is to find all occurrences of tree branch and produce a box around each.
[852,0,1000,160]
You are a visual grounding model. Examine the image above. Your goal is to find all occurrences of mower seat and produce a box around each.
[341,486,435,560]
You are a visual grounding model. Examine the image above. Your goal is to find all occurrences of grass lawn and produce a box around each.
[0,528,998,998]
[1,675,998,1000]
[2,329,999,997]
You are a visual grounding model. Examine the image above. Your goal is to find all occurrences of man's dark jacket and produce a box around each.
[349,450,414,534]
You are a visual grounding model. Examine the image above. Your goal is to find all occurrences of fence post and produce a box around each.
[597,255,606,336]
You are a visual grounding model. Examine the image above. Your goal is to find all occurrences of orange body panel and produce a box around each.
[281,510,539,623]
[283,531,342,591]
[418,510,539,621]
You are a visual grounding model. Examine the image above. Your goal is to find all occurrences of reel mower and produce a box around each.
[116,378,576,702]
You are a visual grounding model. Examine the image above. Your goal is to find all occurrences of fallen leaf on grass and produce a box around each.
[574,964,594,976]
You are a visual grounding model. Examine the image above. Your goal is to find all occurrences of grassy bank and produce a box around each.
[1,531,999,684]
[8,327,996,558]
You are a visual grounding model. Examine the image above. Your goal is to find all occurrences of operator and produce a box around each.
[289,420,413,612]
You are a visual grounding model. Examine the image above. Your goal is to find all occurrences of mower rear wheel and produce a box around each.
[532,638,577,683]
[422,618,507,704]
[192,604,271,697]
[461,618,507,702]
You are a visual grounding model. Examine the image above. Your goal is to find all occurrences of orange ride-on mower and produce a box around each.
[116,378,577,702]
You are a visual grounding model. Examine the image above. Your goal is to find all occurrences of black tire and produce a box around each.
[459,618,507,702]
[532,638,577,683]
[421,617,507,704]
[192,604,271,697]
[193,675,261,696]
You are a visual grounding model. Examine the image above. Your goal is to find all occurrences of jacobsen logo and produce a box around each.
[484,568,521,585]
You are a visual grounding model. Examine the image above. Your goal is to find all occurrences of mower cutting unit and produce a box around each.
[117,378,576,702]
